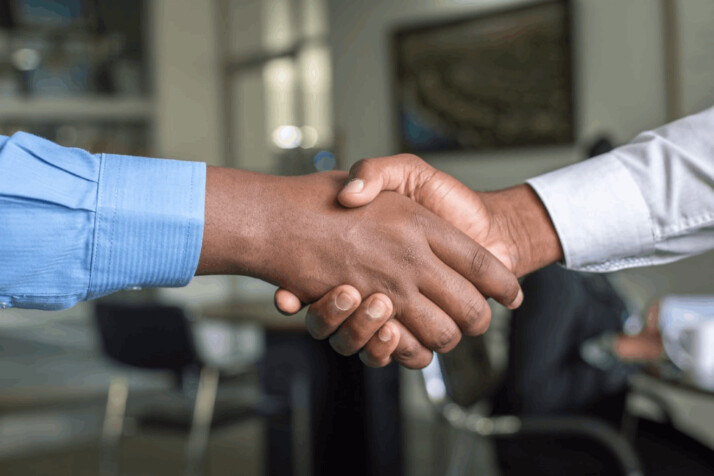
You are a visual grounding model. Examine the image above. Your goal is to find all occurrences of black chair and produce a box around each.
[94,301,258,476]
[421,336,644,476]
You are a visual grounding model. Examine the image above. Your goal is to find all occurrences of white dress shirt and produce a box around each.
[527,106,714,272]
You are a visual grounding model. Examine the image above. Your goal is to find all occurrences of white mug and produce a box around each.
[678,320,714,390]
[659,295,714,372]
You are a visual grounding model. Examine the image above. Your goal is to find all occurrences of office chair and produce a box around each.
[94,301,260,476]
[421,336,644,476]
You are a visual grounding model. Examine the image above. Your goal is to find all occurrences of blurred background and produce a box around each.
[1,0,713,475]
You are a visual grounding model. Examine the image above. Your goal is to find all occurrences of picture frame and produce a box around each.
[392,0,575,153]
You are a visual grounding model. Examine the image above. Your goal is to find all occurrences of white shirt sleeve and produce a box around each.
[526,106,714,272]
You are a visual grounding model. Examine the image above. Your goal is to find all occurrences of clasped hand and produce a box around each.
[270,155,528,369]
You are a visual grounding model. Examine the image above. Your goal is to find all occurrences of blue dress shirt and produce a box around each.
[0,132,206,310]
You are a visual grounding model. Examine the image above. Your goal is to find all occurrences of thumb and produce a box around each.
[274,288,304,315]
[338,158,387,208]
[338,154,430,208]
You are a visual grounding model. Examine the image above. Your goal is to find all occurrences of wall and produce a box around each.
[327,0,714,442]
[153,0,223,166]
[328,0,714,306]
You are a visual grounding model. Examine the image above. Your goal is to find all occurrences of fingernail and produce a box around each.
[378,326,392,342]
[343,179,364,194]
[508,289,524,310]
[367,299,387,318]
[335,292,354,311]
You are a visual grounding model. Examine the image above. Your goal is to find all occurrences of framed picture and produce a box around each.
[392,0,574,153]
[10,0,93,28]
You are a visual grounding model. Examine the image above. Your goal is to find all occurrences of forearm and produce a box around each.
[0,132,204,310]
[525,106,714,272]
[480,184,563,278]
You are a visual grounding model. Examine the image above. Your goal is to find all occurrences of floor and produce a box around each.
[0,420,265,476]
[0,313,487,476]
[0,411,499,476]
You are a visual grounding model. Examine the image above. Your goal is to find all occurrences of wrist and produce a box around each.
[197,166,278,277]
[480,184,563,277]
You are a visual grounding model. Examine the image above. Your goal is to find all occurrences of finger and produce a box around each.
[359,320,401,368]
[390,320,434,369]
[274,288,304,315]
[339,154,433,208]
[304,285,362,340]
[420,260,492,336]
[427,221,523,310]
[644,301,661,333]
[329,293,394,356]
[397,294,462,354]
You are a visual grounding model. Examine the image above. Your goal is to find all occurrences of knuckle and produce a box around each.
[352,158,373,175]
[333,328,360,356]
[468,309,492,336]
[425,325,461,353]
[461,299,491,336]
[362,341,390,362]
[469,247,489,277]
[305,314,330,340]
[314,314,336,334]
[501,279,521,304]
[395,341,421,362]
[406,209,426,229]
[398,153,423,165]
[359,351,389,368]
[345,326,370,349]
[400,351,434,370]
[328,334,351,356]
[379,278,401,299]
[399,244,424,269]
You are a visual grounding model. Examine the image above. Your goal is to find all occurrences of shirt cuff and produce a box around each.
[526,154,654,272]
[87,154,206,300]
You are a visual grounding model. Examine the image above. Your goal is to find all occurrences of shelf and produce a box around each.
[0,97,153,122]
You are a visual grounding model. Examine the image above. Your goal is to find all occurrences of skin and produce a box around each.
[197,166,523,367]
[275,154,564,368]
[615,301,663,361]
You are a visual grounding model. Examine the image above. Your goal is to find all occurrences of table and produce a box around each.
[626,364,714,449]
[624,367,714,474]
[642,362,714,396]
[202,301,403,476]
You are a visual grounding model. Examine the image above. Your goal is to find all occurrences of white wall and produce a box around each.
[328,0,714,306]
[328,0,668,186]
[153,0,223,166]
[327,0,714,439]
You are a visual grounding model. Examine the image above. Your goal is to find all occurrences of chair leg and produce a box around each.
[186,366,220,476]
[101,375,129,476]
[446,427,475,476]
[291,373,312,476]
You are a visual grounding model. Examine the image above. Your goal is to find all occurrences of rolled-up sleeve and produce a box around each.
[0,132,205,310]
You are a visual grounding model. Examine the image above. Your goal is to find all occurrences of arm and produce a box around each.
[528,105,714,271]
[287,105,714,366]
[0,132,204,310]
[0,134,521,371]
[197,167,522,368]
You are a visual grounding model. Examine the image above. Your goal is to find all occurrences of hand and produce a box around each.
[615,301,663,361]
[198,167,522,367]
[290,284,405,368]
[276,154,562,367]
[336,154,563,276]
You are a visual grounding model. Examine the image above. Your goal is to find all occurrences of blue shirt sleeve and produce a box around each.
[0,132,206,310]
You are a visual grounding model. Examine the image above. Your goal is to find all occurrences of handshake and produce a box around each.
[197,154,563,369]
